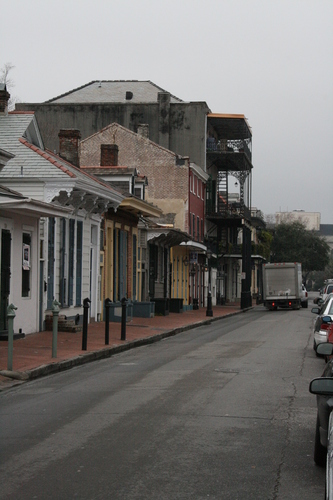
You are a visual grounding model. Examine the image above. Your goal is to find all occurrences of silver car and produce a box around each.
[312,294,333,350]
[322,282,333,301]
[309,373,333,499]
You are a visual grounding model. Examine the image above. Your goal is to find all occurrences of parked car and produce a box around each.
[322,281,333,301]
[312,294,333,351]
[327,318,333,341]
[320,317,333,362]
[314,293,323,305]
[309,371,333,499]
[301,284,308,308]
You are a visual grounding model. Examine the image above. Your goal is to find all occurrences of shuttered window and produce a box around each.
[22,233,31,298]
[76,221,83,306]
[47,218,55,309]
[133,234,137,300]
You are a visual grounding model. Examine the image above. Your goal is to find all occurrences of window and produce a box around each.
[193,175,196,195]
[149,244,158,279]
[59,218,71,306]
[190,173,193,193]
[197,179,200,197]
[59,218,83,308]
[158,245,164,281]
[133,234,137,300]
[113,229,127,301]
[192,214,195,239]
[22,232,31,297]
[134,186,143,200]
[76,221,83,306]
[197,217,200,241]
[47,218,55,309]
[100,227,104,251]
[68,219,75,306]
[201,219,204,242]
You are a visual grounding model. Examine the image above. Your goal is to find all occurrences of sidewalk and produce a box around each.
[0,304,245,391]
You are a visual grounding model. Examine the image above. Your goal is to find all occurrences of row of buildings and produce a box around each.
[0,80,267,336]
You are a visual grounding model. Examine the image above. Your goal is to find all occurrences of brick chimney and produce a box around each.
[100,144,118,166]
[58,129,81,167]
[137,124,149,139]
[0,84,10,115]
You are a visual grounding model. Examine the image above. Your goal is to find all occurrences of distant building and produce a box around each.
[275,210,321,231]
[275,210,333,258]
[318,224,333,258]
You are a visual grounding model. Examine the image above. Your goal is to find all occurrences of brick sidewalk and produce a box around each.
[0,304,243,390]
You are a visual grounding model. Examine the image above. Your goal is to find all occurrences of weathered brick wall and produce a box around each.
[59,129,81,167]
[80,123,189,230]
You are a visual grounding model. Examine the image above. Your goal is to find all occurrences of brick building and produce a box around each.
[80,122,208,307]
[17,80,265,306]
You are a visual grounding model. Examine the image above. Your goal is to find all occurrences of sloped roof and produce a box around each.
[0,184,25,197]
[0,184,71,217]
[46,80,184,104]
[0,112,124,207]
[80,122,179,164]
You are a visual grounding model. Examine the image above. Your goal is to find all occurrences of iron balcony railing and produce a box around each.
[206,138,252,162]
[208,198,251,221]
[251,208,264,221]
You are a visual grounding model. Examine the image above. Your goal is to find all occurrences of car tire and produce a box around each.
[314,414,326,467]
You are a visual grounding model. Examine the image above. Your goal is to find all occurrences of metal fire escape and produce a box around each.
[206,114,253,309]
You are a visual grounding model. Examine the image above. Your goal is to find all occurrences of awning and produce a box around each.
[120,196,162,218]
[0,197,72,218]
[179,240,207,254]
[147,228,191,247]
[207,113,252,139]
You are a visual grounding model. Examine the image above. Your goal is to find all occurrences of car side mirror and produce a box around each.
[311,307,320,314]
[309,377,333,395]
[316,342,333,356]
[322,316,332,324]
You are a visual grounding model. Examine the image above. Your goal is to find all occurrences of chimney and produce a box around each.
[100,144,118,166]
[58,129,81,167]
[137,124,149,139]
[0,84,10,115]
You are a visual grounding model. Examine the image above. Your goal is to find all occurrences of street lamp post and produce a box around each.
[206,249,213,317]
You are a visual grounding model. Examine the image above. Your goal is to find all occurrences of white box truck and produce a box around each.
[263,262,302,310]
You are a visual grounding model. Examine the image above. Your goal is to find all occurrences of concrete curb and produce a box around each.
[0,308,248,390]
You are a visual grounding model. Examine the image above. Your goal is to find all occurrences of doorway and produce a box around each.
[0,229,11,333]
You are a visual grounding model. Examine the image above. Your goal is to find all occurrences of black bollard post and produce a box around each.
[105,298,112,345]
[82,297,91,350]
[121,297,127,341]
[206,290,213,317]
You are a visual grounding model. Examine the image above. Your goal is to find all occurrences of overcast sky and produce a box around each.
[2,0,332,223]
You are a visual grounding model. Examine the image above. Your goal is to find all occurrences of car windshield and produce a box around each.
[328,300,333,315]
[320,296,332,313]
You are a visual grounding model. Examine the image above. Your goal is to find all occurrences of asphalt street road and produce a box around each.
[0,300,326,499]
